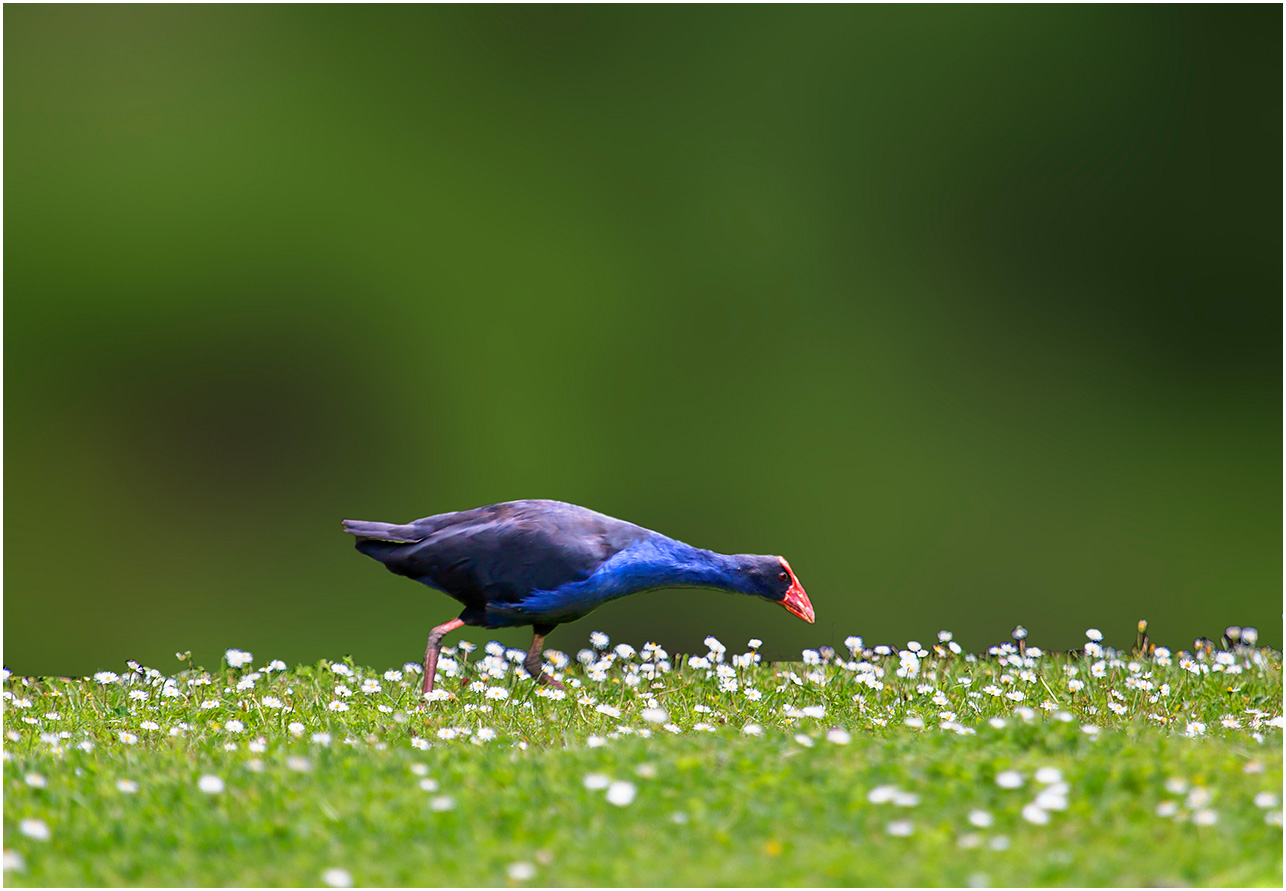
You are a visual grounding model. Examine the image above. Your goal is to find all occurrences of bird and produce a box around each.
[342,499,814,694]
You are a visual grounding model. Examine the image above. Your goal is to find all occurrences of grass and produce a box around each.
[3,627,1282,887]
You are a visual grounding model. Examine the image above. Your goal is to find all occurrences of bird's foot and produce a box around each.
[538,672,566,691]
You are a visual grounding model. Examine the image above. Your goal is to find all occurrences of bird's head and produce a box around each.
[738,555,814,624]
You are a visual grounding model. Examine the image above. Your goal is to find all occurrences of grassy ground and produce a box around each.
[3,628,1282,887]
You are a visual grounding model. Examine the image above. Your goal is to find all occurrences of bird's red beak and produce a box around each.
[778,557,814,624]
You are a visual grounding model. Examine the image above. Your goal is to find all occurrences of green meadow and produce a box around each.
[3,629,1282,887]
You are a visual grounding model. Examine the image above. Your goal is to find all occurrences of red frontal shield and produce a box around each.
[778,557,814,624]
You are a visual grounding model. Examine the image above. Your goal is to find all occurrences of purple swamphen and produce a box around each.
[342,499,814,693]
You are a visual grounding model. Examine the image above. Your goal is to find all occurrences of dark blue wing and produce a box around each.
[354,500,649,621]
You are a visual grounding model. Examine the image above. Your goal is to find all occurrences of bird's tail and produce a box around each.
[341,519,424,543]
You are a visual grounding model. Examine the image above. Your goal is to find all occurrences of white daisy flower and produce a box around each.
[225,649,253,668]
[995,771,1023,789]
[1035,767,1063,785]
[197,775,225,794]
[1022,803,1049,824]
[321,868,353,888]
[583,773,611,790]
[506,862,536,882]
[606,781,637,806]
[867,785,900,804]
[19,819,50,842]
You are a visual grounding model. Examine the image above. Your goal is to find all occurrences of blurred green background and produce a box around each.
[5,5,1281,677]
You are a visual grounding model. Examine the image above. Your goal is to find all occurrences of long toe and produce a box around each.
[538,673,566,691]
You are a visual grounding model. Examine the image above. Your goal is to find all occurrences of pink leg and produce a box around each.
[524,627,565,690]
[423,617,465,694]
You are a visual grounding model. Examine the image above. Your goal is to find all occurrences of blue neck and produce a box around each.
[502,532,773,626]
[611,534,761,595]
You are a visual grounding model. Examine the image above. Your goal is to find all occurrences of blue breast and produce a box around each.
[481,535,730,627]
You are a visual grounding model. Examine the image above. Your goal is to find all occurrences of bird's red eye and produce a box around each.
[779,571,789,581]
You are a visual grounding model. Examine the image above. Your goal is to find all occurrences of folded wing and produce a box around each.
[347,500,650,615]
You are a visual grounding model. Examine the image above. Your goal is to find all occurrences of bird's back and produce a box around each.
[344,500,652,624]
